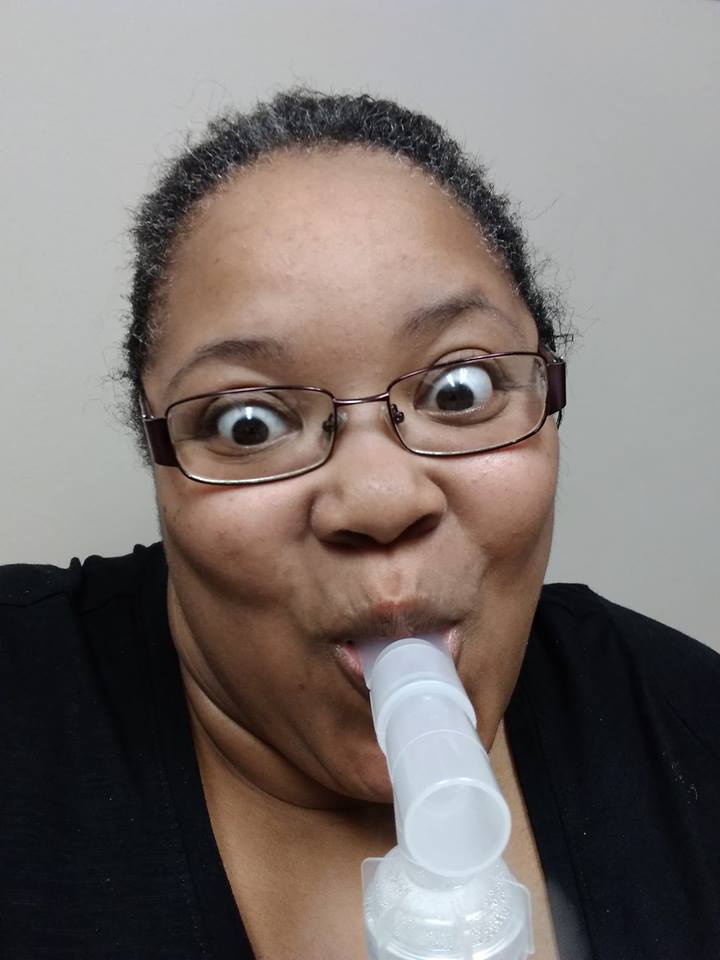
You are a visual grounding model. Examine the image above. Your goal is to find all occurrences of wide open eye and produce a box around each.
[416,363,499,420]
[202,397,301,453]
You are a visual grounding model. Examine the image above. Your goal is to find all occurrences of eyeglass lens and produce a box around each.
[391,354,547,455]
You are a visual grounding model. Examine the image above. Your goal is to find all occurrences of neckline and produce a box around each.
[505,634,595,960]
[138,543,253,960]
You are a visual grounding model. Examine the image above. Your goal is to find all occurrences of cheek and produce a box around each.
[446,427,558,559]
[156,470,309,601]
[156,423,559,597]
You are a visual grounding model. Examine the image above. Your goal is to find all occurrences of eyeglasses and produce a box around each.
[140,346,566,486]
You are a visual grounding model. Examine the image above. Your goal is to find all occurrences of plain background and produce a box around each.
[1,0,718,649]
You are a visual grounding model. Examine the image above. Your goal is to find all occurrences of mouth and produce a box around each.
[328,606,462,697]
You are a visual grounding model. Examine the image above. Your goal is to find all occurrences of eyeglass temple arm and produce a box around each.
[539,345,566,418]
[139,392,179,467]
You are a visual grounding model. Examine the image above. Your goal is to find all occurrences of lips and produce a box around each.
[328,609,461,697]
[326,601,460,647]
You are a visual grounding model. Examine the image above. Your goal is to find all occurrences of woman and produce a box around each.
[1,90,718,960]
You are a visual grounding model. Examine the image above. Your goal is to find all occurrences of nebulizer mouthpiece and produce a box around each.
[359,637,534,960]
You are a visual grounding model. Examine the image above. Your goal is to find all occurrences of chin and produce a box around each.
[333,746,394,805]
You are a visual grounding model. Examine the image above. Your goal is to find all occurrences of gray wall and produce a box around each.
[2,0,718,648]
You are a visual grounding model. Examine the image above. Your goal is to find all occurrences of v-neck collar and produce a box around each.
[140,543,253,960]
[506,649,595,960]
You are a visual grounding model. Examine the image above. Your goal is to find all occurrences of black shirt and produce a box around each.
[1,543,719,959]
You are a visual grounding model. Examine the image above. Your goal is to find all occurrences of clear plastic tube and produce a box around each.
[359,636,534,960]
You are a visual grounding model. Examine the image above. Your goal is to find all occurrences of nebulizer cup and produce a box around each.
[358,637,534,960]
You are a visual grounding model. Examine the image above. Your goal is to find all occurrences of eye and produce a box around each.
[203,398,300,452]
[417,363,495,416]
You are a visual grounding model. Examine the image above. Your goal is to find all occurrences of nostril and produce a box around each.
[327,512,440,550]
[404,512,441,541]
[329,529,378,550]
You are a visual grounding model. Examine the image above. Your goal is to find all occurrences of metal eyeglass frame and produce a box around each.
[140,345,566,486]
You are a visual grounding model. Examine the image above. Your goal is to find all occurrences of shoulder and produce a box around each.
[537,582,718,671]
[0,543,166,656]
[535,583,720,750]
[0,543,166,738]
[0,558,83,608]
[0,542,164,611]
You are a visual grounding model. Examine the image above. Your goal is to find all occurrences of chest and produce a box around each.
[217,826,559,960]
[219,828,375,960]
[201,720,560,959]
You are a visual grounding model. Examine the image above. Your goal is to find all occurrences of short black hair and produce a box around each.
[122,88,565,456]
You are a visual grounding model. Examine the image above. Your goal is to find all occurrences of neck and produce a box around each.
[168,580,395,820]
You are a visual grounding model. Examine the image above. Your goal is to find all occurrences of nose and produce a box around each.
[309,405,447,549]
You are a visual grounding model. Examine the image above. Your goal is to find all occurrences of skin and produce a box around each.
[142,146,559,827]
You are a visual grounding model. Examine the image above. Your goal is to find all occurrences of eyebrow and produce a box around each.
[165,291,520,397]
[165,336,290,397]
[397,291,521,339]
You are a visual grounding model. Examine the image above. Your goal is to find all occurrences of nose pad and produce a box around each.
[322,413,338,436]
[390,403,405,426]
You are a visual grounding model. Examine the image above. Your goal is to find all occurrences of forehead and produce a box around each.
[152,147,536,394]
[170,146,501,297]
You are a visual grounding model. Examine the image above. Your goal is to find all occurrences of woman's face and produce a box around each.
[143,148,559,807]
